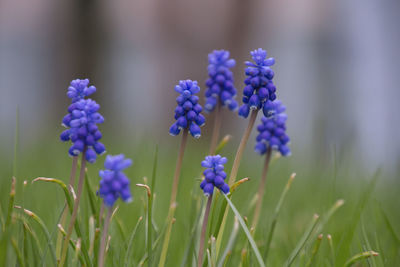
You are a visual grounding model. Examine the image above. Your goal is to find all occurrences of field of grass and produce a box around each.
[0,122,399,267]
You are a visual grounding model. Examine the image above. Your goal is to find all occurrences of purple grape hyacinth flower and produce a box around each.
[60,79,105,163]
[204,50,238,112]
[200,155,230,196]
[238,48,277,118]
[67,78,96,102]
[169,80,206,138]
[255,100,291,156]
[98,154,133,207]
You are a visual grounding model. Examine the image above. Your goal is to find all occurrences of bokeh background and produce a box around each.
[1,1,400,265]
[1,0,399,173]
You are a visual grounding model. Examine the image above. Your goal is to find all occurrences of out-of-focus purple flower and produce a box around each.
[98,154,132,207]
[169,80,205,138]
[200,155,230,196]
[204,50,238,112]
[238,48,277,118]
[255,100,291,156]
[67,79,96,102]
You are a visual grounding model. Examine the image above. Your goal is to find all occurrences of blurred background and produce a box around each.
[0,0,399,174]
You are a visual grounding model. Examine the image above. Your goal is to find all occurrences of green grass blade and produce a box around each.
[15,206,57,266]
[361,222,377,267]
[305,234,323,267]
[207,249,213,267]
[32,177,73,213]
[217,217,239,267]
[84,171,99,217]
[215,135,232,155]
[11,238,25,267]
[284,214,320,267]
[150,145,159,195]
[137,183,153,267]
[264,173,296,260]
[222,194,265,267]
[376,202,400,245]
[336,169,380,265]
[13,108,19,178]
[344,250,379,267]
[124,216,143,267]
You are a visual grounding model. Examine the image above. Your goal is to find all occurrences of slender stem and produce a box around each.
[228,110,258,185]
[251,147,272,231]
[59,148,87,267]
[198,196,213,267]
[56,156,78,259]
[209,102,222,155]
[158,129,189,267]
[98,207,112,267]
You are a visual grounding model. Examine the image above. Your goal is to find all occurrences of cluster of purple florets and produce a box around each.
[204,50,238,112]
[238,48,277,118]
[255,100,291,156]
[60,79,105,163]
[169,80,206,138]
[98,154,133,207]
[200,155,230,196]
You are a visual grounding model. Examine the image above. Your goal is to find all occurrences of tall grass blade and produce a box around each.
[305,234,323,267]
[217,217,239,267]
[215,135,232,155]
[32,178,73,213]
[11,238,24,267]
[222,194,265,267]
[336,169,380,265]
[15,206,57,266]
[137,183,153,267]
[344,250,379,267]
[124,216,143,267]
[264,173,296,260]
[361,222,377,267]
[150,145,159,196]
[284,214,319,267]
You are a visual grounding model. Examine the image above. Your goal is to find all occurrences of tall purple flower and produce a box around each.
[60,79,105,163]
[200,155,230,196]
[204,50,238,112]
[169,80,205,138]
[255,100,291,156]
[98,154,132,207]
[238,48,277,118]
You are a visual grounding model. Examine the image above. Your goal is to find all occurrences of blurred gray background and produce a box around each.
[0,0,399,172]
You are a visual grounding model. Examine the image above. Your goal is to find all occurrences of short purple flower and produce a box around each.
[60,79,105,163]
[67,78,96,102]
[200,155,230,196]
[204,50,238,112]
[238,48,277,118]
[169,80,205,138]
[255,100,291,156]
[98,154,132,207]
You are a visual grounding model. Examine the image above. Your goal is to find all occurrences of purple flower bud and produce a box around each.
[255,100,291,157]
[238,104,250,118]
[98,154,133,207]
[205,50,238,113]
[170,80,204,138]
[200,155,230,196]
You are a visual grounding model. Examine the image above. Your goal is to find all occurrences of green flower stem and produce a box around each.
[158,129,188,267]
[251,147,272,231]
[98,207,112,267]
[228,109,258,185]
[198,196,213,267]
[59,148,87,267]
[56,156,78,259]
